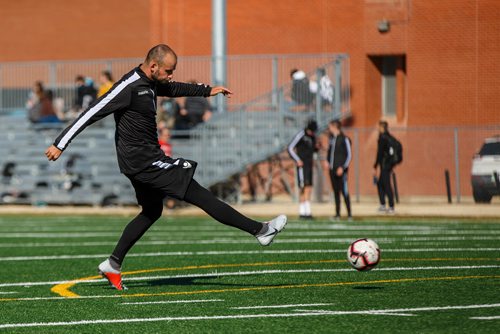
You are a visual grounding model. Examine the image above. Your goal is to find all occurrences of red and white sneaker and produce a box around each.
[98,259,127,291]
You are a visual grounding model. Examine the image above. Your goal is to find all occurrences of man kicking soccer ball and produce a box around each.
[45,44,287,290]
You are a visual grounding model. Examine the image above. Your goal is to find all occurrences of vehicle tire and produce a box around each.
[473,188,493,203]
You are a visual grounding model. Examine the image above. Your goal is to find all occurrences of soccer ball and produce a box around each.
[347,238,380,271]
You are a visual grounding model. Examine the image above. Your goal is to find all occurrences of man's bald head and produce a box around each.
[145,44,177,65]
[142,44,178,83]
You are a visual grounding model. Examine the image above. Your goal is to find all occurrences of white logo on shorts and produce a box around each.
[183,161,192,169]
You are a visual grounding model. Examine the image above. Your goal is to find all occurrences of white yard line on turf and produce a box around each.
[0,236,498,248]
[2,230,499,238]
[1,248,499,262]
[121,299,224,305]
[0,304,499,329]
[233,303,333,309]
[469,315,500,320]
[294,309,416,316]
[0,224,490,232]
[0,265,498,289]
[0,291,17,295]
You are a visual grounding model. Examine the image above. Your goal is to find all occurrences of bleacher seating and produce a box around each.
[0,60,349,206]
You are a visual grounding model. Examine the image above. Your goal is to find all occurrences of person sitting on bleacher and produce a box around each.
[27,81,61,124]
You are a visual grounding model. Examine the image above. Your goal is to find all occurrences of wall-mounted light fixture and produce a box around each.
[378,19,391,33]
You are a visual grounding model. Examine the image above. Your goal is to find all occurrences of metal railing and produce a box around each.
[0,54,351,205]
[171,58,351,187]
[0,54,349,113]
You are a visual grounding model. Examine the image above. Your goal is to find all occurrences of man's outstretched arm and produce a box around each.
[157,81,233,98]
[45,72,138,161]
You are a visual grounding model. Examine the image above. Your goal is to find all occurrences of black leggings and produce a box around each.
[377,168,394,208]
[111,179,263,265]
[330,170,351,217]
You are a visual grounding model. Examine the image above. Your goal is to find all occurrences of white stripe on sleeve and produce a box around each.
[57,72,140,150]
[288,130,304,163]
[343,137,352,169]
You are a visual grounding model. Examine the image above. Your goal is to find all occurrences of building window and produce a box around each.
[381,56,398,117]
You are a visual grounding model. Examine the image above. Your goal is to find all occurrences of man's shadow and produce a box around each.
[94,275,287,289]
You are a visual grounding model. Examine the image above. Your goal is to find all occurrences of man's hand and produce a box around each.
[297,160,304,167]
[210,86,233,98]
[336,167,344,177]
[45,145,62,161]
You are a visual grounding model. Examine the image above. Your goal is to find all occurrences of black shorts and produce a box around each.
[125,156,198,205]
[297,163,313,189]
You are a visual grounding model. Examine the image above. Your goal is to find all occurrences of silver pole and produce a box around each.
[315,68,322,125]
[454,128,461,203]
[212,0,227,113]
[0,64,3,110]
[272,56,278,110]
[49,62,57,89]
[334,59,342,118]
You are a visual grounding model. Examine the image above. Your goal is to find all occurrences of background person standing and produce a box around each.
[326,120,352,220]
[374,120,395,214]
[288,119,318,219]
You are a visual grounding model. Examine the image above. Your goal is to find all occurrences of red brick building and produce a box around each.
[1,0,499,197]
[2,0,499,127]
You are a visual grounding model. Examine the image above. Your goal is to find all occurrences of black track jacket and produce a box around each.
[327,133,352,171]
[287,129,316,164]
[374,132,392,170]
[53,66,212,175]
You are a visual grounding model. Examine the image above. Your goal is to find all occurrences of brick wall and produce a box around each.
[1,0,499,198]
[1,0,497,127]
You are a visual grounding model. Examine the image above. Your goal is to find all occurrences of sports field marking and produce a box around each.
[469,315,500,320]
[1,265,499,289]
[121,299,224,305]
[293,309,416,317]
[233,303,334,309]
[2,248,500,262]
[0,224,451,232]
[307,303,500,315]
[0,275,497,303]
[2,230,499,238]
[1,224,494,233]
[1,236,499,248]
[0,291,17,295]
[0,303,499,329]
[47,258,500,298]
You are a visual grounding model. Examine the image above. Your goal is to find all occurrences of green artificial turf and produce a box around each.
[0,215,498,333]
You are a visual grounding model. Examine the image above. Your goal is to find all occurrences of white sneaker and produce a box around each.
[377,206,387,213]
[256,214,287,246]
[387,207,395,215]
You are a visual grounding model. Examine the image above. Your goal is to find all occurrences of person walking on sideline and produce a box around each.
[374,120,395,213]
[326,120,352,220]
[45,44,287,291]
[288,120,318,219]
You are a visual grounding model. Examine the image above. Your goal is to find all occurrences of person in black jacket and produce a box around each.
[288,119,317,219]
[326,120,352,220]
[45,44,287,290]
[374,120,395,213]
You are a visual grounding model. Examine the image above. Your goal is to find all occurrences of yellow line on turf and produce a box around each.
[0,275,496,302]
[122,275,500,298]
[50,275,102,298]
[50,257,499,298]
[51,260,339,297]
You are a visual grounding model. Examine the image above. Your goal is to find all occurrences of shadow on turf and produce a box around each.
[90,276,284,289]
